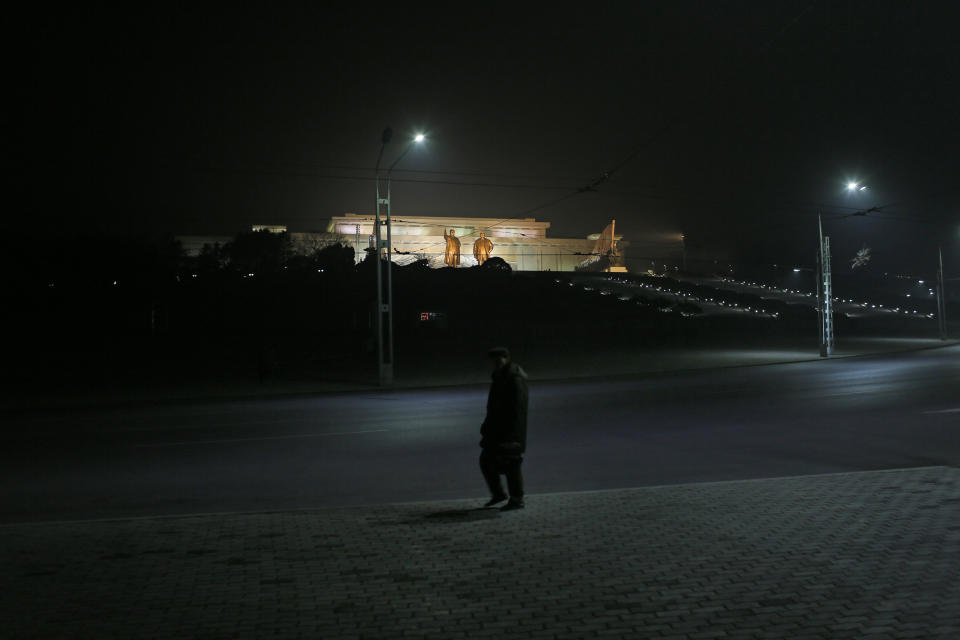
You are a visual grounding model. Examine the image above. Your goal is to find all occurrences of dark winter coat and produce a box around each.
[480,362,529,454]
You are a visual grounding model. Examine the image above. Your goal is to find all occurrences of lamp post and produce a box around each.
[937,246,948,340]
[817,212,834,357]
[373,128,425,386]
[817,181,868,356]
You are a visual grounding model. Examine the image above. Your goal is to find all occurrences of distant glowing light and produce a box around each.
[414,134,425,143]
[847,182,858,191]
[793,268,801,272]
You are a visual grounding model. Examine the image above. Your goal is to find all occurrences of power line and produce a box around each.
[366,3,821,257]
[405,192,587,255]
[597,3,815,183]
[290,162,592,184]
[178,162,885,219]
[190,164,882,226]
[183,164,580,192]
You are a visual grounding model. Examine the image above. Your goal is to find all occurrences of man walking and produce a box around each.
[479,347,528,511]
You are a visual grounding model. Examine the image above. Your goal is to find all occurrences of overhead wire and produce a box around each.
[317,194,950,278]
[180,2,951,274]
[183,164,580,191]
[392,3,818,256]
[349,201,942,274]
[183,162,882,221]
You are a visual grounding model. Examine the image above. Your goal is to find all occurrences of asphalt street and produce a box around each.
[2,345,958,524]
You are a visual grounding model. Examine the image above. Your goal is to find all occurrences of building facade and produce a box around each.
[177,215,687,272]
[328,213,619,271]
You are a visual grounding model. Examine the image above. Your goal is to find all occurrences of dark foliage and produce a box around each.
[477,257,512,272]
[224,230,289,275]
[5,233,945,393]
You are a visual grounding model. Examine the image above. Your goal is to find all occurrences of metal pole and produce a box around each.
[373,128,422,386]
[375,178,385,384]
[816,213,834,356]
[372,175,394,386]
[355,224,360,264]
[938,246,947,340]
[374,129,391,387]
[384,177,394,385]
[817,216,825,357]
[823,234,834,355]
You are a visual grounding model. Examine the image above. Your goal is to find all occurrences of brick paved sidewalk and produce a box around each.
[3,467,959,639]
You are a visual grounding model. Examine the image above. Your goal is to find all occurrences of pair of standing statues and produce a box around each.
[443,229,494,267]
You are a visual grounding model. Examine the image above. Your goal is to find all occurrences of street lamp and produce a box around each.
[937,246,948,340]
[373,128,426,386]
[816,212,834,357]
[817,181,874,356]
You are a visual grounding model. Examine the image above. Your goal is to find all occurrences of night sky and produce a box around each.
[12,2,960,271]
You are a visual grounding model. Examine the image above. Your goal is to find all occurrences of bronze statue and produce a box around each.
[473,231,494,265]
[443,229,461,267]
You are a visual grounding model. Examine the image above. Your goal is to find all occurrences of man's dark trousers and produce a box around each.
[479,449,523,499]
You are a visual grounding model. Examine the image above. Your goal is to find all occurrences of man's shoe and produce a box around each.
[500,498,525,511]
[484,494,508,508]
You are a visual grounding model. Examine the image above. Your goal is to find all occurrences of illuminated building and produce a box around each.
[178,215,685,272]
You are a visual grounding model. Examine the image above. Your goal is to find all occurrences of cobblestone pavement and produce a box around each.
[3,467,959,639]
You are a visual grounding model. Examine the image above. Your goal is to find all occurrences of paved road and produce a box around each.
[2,345,958,524]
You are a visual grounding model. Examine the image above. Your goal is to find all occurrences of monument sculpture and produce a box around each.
[443,229,461,267]
[593,219,627,272]
[473,231,494,265]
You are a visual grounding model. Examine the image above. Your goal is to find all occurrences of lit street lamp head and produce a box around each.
[381,128,428,173]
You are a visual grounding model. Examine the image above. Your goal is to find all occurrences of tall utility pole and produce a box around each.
[937,246,948,340]
[816,247,823,350]
[374,168,394,386]
[818,214,834,357]
[373,128,425,386]
[354,224,361,264]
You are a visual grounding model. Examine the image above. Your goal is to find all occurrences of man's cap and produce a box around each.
[487,347,510,359]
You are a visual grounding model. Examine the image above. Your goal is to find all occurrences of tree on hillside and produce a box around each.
[225,230,290,275]
[196,242,228,274]
[478,256,511,272]
[314,243,355,274]
[285,241,355,275]
[288,232,346,257]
